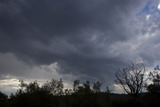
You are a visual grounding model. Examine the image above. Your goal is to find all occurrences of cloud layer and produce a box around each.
[1,0,160,93]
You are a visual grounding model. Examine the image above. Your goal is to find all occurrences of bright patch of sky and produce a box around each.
[138,0,160,20]
[158,3,160,9]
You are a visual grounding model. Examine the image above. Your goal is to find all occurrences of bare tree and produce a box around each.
[115,63,146,96]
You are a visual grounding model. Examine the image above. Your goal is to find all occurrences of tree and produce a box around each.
[42,78,64,96]
[73,80,80,93]
[115,63,146,96]
[82,81,92,94]
[17,80,40,94]
[11,80,54,107]
[56,78,64,95]
[73,80,92,94]
[147,65,160,94]
[26,81,40,93]
[64,89,73,95]
[93,81,102,93]
[106,86,111,93]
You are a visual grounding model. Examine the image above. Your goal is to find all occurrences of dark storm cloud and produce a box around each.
[0,0,146,82]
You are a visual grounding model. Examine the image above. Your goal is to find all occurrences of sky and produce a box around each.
[1,0,160,94]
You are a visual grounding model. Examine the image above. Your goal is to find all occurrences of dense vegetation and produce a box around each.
[1,63,160,107]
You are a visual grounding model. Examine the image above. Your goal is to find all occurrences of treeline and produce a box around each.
[1,63,160,107]
[0,79,111,107]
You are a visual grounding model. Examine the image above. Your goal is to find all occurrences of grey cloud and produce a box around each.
[0,0,149,85]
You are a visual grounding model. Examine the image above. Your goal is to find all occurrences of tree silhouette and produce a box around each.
[17,80,41,94]
[73,80,80,93]
[147,65,160,94]
[73,80,93,95]
[3,76,160,107]
[115,63,146,96]
[93,81,102,93]
[82,81,92,94]
[64,88,73,95]
[106,86,111,93]
[42,78,64,95]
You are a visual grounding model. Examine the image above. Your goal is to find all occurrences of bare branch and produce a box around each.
[115,63,146,96]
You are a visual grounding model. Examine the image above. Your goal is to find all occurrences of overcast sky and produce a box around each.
[1,0,160,94]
